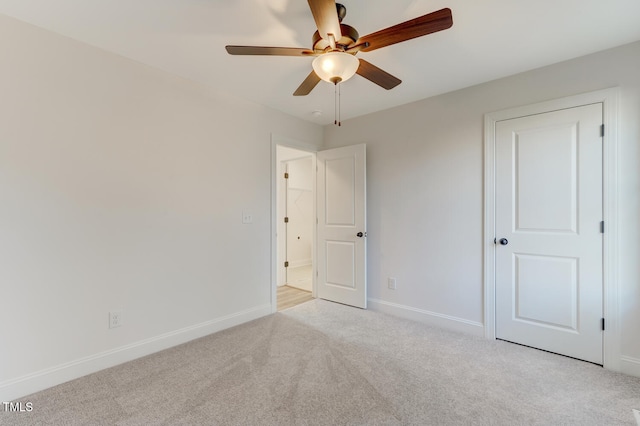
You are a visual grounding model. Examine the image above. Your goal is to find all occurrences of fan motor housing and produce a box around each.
[312,24,359,52]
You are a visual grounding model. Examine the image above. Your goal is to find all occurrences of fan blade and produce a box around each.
[226,46,316,56]
[358,8,452,52]
[307,0,342,42]
[293,71,322,96]
[356,59,401,90]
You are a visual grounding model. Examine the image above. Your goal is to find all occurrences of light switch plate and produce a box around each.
[242,210,253,224]
[388,277,397,290]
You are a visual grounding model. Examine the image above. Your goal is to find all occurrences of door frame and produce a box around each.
[270,135,318,313]
[483,88,621,371]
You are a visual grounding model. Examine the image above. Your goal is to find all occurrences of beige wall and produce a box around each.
[0,14,322,399]
[325,41,640,376]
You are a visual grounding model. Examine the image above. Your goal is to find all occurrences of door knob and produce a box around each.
[356,232,365,238]
[499,238,509,245]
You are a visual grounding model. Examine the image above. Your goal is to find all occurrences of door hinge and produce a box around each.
[600,124,605,137]
[284,172,289,179]
[284,217,289,223]
[284,261,289,268]
[601,318,605,331]
[600,221,605,233]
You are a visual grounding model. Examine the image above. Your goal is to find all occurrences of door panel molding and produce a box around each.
[484,88,620,370]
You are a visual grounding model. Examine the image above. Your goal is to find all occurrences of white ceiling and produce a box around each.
[1,0,639,125]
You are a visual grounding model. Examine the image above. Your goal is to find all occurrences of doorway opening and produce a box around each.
[276,144,316,311]
[271,137,367,312]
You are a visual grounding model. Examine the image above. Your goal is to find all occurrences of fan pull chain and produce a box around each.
[333,82,342,126]
[338,83,342,127]
[333,82,338,126]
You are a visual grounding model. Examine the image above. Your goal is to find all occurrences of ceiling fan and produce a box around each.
[225,0,453,96]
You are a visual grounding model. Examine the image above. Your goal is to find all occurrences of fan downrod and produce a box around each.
[312,4,357,52]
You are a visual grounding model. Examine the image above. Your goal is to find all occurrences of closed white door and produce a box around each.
[495,103,603,364]
[317,144,367,309]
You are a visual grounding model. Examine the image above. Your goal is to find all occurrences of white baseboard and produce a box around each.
[621,356,640,378]
[368,299,484,337]
[289,259,312,268]
[0,304,272,402]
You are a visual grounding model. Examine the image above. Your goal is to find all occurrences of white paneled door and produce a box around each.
[495,104,604,364]
[317,144,367,309]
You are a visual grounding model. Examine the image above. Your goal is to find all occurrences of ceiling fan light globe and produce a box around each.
[312,52,359,84]
[321,59,335,73]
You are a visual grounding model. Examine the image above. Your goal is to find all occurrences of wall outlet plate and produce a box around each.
[109,310,123,328]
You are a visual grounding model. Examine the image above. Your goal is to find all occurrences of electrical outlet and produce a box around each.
[109,310,123,329]
[388,277,397,290]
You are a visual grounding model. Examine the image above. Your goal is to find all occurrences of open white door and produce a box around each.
[317,144,367,309]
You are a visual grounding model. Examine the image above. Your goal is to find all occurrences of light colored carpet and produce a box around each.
[3,299,640,425]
